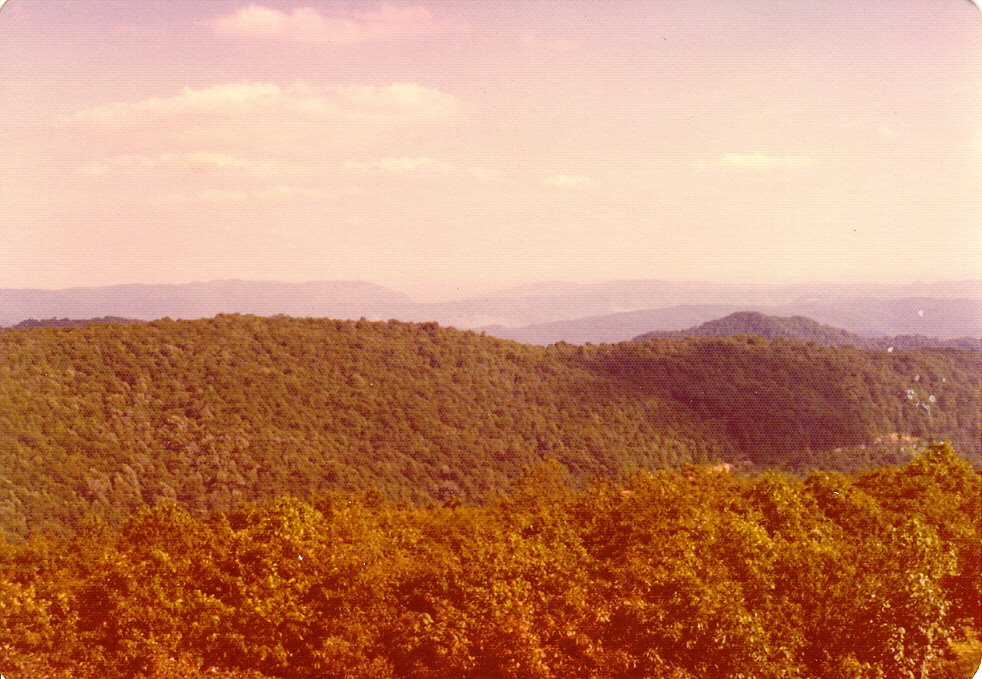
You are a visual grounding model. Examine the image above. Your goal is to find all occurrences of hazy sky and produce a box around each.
[1,0,979,291]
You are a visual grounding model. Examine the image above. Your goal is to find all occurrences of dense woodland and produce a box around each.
[11,317,139,329]
[1,443,979,677]
[0,315,979,539]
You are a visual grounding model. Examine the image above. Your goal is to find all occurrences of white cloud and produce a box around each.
[546,174,593,187]
[77,161,111,176]
[58,82,468,205]
[467,165,498,181]
[97,152,280,175]
[521,32,578,53]
[257,185,331,200]
[344,157,455,174]
[153,185,330,205]
[183,152,277,173]
[59,82,461,128]
[153,189,250,205]
[695,153,816,171]
[75,153,281,182]
[61,82,283,126]
[337,83,460,122]
[343,158,501,180]
[212,3,470,44]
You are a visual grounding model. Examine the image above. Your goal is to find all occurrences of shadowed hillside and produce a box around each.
[0,315,978,539]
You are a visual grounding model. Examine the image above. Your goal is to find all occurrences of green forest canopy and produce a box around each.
[0,314,978,539]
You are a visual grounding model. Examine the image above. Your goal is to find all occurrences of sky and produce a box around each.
[1,0,980,293]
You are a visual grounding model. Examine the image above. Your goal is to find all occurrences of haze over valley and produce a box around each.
[3,277,981,344]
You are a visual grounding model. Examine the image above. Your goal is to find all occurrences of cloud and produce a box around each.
[77,161,111,176]
[521,32,578,53]
[212,4,470,44]
[97,152,280,175]
[343,158,500,182]
[546,174,593,187]
[152,185,331,205]
[181,152,278,173]
[59,82,468,207]
[153,189,251,205]
[695,153,816,171]
[344,157,455,174]
[467,165,498,181]
[338,83,460,122]
[59,82,461,128]
[61,83,282,126]
[878,126,895,139]
[257,185,331,200]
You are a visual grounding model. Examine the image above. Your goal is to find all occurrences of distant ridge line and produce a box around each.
[633,311,981,351]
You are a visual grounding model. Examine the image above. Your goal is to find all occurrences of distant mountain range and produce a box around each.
[481,297,982,345]
[2,279,980,344]
[0,280,411,327]
[634,311,981,350]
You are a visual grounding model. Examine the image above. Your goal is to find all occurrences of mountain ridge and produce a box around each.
[3,279,981,340]
[1,314,978,539]
[0,280,412,326]
[482,298,982,344]
[634,311,981,350]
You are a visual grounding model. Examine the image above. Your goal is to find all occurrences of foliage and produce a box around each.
[0,444,978,677]
[0,316,978,539]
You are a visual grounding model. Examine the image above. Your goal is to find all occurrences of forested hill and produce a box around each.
[634,311,981,350]
[0,315,978,539]
[12,316,139,329]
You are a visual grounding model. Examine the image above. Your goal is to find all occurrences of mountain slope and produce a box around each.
[484,298,982,345]
[480,304,742,344]
[0,315,978,539]
[634,311,980,350]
